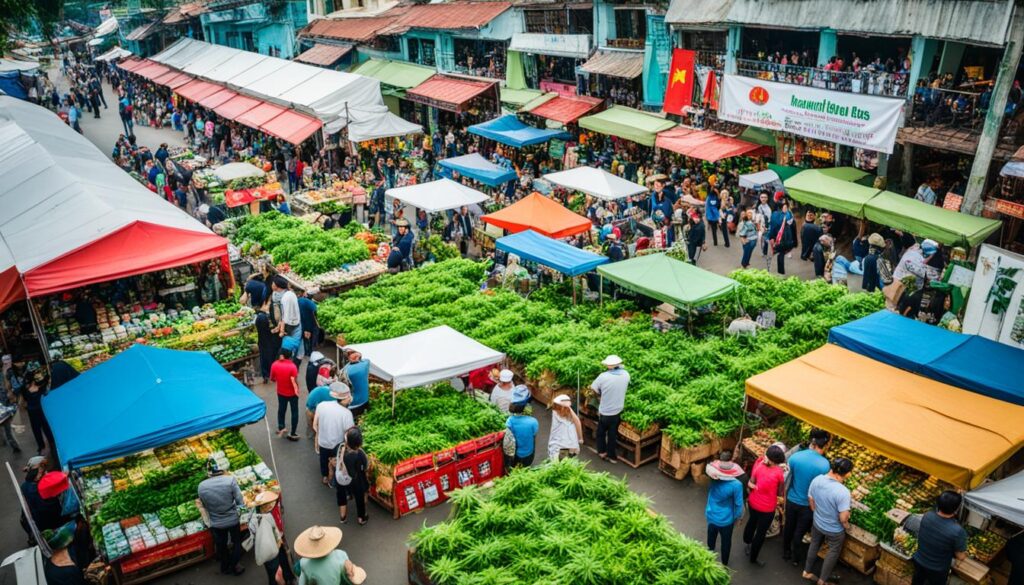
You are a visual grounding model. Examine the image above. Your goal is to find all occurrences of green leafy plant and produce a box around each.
[232,211,370,277]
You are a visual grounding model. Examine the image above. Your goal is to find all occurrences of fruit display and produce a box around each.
[890,527,918,557]
[317,260,883,450]
[230,211,371,278]
[411,460,729,585]
[293,180,367,207]
[741,417,809,459]
[966,526,1007,562]
[81,429,278,562]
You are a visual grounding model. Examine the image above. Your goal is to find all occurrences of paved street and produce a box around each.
[0,72,872,585]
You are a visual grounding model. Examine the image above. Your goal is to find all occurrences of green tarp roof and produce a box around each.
[864,191,1002,247]
[597,253,740,306]
[500,87,554,108]
[767,164,803,182]
[351,58,435,90]
[741,126,776,147]
[578,105,676,147]
[784,167,1002,247]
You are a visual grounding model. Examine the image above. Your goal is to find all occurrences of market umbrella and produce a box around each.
[213,162,265,182]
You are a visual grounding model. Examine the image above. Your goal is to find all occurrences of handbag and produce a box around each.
[241,529,255,552]
[883,280,906,310]
[335,446,353,487]
[253,514,281,565]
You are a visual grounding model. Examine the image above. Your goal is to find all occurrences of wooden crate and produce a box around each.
[952,557,991,585]
[874,566,914,585]
[658,457,688,480]
[527,369,560,407]
[615,423,661,468]
[817,525,880,576]
[658,435,737,480]
[407,547,434,585]
[877,543,913,575]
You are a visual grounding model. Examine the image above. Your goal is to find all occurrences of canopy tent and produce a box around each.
[0,97,228,311]
[214,94,262,121]
[198,88,238,110]
[96,46,132,62]
[500,88,554,110]
[385,179,488,213]
[655,127,768,162]
[259,110,323,145]
[768,163,803,182]
[468,115,569,147]
[739,169,783,190]
[293,43,352,67]
[213,162,265,182]
[828,310,1024,406]
[406,74,497,113]
[597,253,740,307]
[42,345,266,469]
[94,16,119,37]
[438,153,517,187]
[482,192,593,238]
[580,50,644,79]
[784,167,879,218]
[578,105,676,147]
[526,95,603,124]
[542,166,647,201]
[346,107,423,142]
[351,58,435,91]
[746,344,1024,489]
[1001,160,1024,178]
[863,191,1002,247]
[964,471,1024,527]
[344,326,504,391]
[496,230,608,276]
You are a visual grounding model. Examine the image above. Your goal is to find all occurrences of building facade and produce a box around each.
[200,0,308,59]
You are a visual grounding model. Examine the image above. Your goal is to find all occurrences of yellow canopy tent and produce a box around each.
[745,344,1024,489]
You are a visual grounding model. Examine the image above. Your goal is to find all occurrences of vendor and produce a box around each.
[490,369,515,414]
[387,219,414,272]
[605,233,625,262]
[591,355,629,464]
[901,492,967,585]
[342,350,370,417]
[198,457,246,576]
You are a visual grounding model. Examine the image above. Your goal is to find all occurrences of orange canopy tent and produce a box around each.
[481,192,592,239]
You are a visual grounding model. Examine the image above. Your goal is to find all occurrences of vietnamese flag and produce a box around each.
[663,49,696,115]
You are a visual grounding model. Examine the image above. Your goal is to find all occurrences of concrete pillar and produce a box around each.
[938,41,966,76]
[817,29,837,68]
[907,35,938,93]
[902,143,915,194]
[963,6,1024,215]
[726,25,742,74]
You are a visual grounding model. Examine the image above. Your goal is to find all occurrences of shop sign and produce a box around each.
[718,75,905,154]
[943,193,963,211]
[549,138,566,160]
[995,198,1024,219]
[540,80,576,97]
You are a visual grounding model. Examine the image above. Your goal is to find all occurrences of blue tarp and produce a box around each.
[496,229,608,276]
[828,310,1024,406]
[0,71,27,100]
[468,115,569,148]
[438,153,518,187]
[43,344,267,468]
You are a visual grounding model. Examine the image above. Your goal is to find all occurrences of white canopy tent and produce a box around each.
[95,46,132,62]
[964,471,1024,527]
[213,162,265,182]
[343,326,504,407]
[0,59,40,73]
[94,17,118,37]
[543,166,647,201]
[739,169,783,190]
[386,179,489,214]
[346,107,423,142]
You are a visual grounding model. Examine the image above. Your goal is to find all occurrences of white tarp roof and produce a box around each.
[213,162,265,182]
[509,33,591,59]
[965,471,1024,527]
[345,325,504,390]
[94,16,118,37]
[0,59,40,73]
[150,38,385,129]
[96,46,132,62]
[739,169,783,189]
[347,107,423,142]
[386,179,488,213]
[543,166,648,201]
[0,96,214,275]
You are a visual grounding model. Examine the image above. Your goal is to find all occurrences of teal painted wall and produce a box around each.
[200,0,307,58]
[643,14,670,108]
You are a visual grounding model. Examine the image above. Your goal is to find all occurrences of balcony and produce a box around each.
[605,38,645,50]
[735,58,910,98]
[898,86,1023,163]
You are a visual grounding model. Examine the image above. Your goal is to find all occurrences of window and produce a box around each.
[613,8,645,40]
[524,6,592,34]
[409,38,435,66]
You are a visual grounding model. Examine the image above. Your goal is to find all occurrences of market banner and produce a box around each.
[718,75,905,154]
[662,49,695,115]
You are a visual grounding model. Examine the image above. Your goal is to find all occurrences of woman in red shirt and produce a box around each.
[743,444,787,566]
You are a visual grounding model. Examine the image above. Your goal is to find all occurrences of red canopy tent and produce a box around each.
[198,88,239,110]
[655,127,768,163]
[235,102,287,129]
[175,79,222,102]
[482,192,592,238]
[214,95,262,121]
[259,110,322,145]
[527,95,603,124]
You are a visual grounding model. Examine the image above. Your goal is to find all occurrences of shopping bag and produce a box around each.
[883,280,905,311]
[253,515,280,565]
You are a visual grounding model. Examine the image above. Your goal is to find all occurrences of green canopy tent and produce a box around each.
[784,168,878,218]
[596,253,741,315]
[767,163,803,183]
[864,191,1003,247]
[578,105,676,147]
[351,59,436,97]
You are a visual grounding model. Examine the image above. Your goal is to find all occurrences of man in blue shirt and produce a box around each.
[705,450,745,566]
[803,458,854,585]
[784,429,832,564]
[504,402,538,468]
[342,350,370,417]
[297,290,318,358]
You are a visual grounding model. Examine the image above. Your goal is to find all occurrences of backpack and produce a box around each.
[334,446,353,486]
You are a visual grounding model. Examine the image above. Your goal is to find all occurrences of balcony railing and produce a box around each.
[907,87,985,131]
[606,38,645,50]
[736,58,910,98]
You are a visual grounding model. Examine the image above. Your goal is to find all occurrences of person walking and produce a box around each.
[246,491,295,585]
[293,526,366,585]
[783,430,832,565]
[802,457,855,585]
[705,189,729,247]
[902,491,968,585]
[334,427,369,526]
[67,102,82,134]
[198,457,246,576]
[743,444,786,567]
[590,355,628,464]
[706,451,745,566]
[686,210,707,265]
[800,211,823,261]
[737,209,758,269]
[768,202,795,274]
[270,348,300,441]
[23,371,55,455]
[547,394,583,460]
[0,360,21,453]
[504,402,538,468]
[298,290,319,360]
[314,384,354,486]
[272,277,303,360]
[342,350,370,417]
[255,301,279,384]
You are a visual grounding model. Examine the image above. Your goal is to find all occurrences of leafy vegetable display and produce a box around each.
[411,459,730,585]
[361,385,506,467]
[232,212,370,277]
[319,260,883,449]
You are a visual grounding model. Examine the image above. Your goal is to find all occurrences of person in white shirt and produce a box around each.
[590,355,629,464]
[547,394,584,460]
[490,369,515,414]
[272,276,304,359]
[313,383,354,486]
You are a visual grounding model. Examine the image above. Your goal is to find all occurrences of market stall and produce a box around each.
[784,167,879,218]
[738,169,784,192]
[542,166,647,201]
[437,153,517,188]
[965,470,1024,527]
[828,310,1024,406]
[384,179,489,214]
[41,345,273,584]
[525,94,603,125]
[655,127,768,163]
[495,230,608,276]
[596,253,740,313]
[481,192,592,239]
[467,114,569,148]
[577,105,676,148]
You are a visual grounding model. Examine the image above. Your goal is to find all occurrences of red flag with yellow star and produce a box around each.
[663,49,696,115]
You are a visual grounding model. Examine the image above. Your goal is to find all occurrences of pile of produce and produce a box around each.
[82,429,277,560]
[411,460,729,585]
[361,385,506,467]
[319,260,883,449]
[232,212,370,277]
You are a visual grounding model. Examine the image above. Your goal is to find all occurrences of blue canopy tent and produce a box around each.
[42,344,267,468]
[496,230,608,276]
[468,115,569,148]
[828,310,1024,406]
[438,153,517,187]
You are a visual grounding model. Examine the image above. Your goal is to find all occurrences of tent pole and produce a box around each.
[27,298,52,371]
[572,276,577,305]
[391,383,397,417]
[599,275,604,307]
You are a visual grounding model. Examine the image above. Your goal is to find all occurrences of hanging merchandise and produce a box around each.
[985,267,1020,315]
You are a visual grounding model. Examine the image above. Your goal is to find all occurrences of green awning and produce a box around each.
[768,164,804,183]
[578,105,676,147]
[741,126,776,147]
[351,58,435,90]
[500,87,553,108]
[506,49,526,91]
[864,191,1002,247]
[596,253,740,306]
[784,167,880,218]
